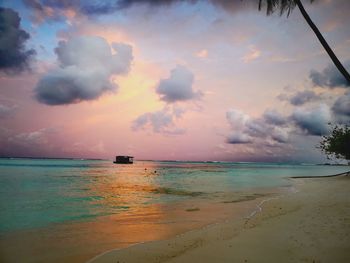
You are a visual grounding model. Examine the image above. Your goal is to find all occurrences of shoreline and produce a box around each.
[86,194,281,263]
[290,170,350,178]
[89,171,350,263]
[86,189,283,263]
[0,184,284,263]
[1,170,348,263]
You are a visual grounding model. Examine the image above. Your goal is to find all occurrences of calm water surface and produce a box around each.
[0,158,348,233]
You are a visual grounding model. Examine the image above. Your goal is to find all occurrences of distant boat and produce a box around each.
[113,156,134,164]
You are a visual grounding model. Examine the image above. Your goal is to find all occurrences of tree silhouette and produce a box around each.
[258,0,350,85]
[320,125,350,162]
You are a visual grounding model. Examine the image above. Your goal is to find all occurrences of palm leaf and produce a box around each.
[258,0,314,17]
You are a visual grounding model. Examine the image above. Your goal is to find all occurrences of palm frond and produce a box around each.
[258,0,314,17]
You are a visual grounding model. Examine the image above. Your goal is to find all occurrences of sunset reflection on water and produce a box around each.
[2,159,347,263]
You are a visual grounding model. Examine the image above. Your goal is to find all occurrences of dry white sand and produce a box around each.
[90,173,350,263]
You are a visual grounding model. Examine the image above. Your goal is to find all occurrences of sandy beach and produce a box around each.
[2,1,350,262]
[91,172,350,263]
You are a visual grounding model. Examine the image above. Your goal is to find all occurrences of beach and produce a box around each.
[1,160,349,263]
[91,172,350,263]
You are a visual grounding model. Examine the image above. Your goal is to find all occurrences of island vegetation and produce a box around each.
[320,125,350,163]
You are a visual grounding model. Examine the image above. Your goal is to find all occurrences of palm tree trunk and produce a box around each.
[295,0,350,84]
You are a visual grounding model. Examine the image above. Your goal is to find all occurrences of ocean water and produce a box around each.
[0,158,348,234]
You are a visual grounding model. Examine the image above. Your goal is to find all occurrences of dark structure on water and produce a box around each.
[113,156,134,164]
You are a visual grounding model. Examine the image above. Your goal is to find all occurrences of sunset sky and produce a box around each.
[0,0,349,162]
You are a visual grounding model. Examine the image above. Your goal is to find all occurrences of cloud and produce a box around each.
[132,106,185,135]
[332,92,350,117]
[309,61,350,88]
[226,109,250,131]
[278,89,320,106]
[156,65,202,103]
[116,0,265,13]
[133,65,200,135]
[226,109,289,144]
[0,103,17,118]
[246,118,269,137]
[291,104,331,136]
[34,36,133,105]
[263,109,287,126]
[226,133,252,144]
[23,0,258,20]
[226,109,258,142]
[195,49,208,59]
[10,127,57,146]
[270,127,289,143]
[23,0,61,23]
[242,45,261,63]
[289,90,320,106]
[0,127,58,157]
[226,109,253,144]
[225,104,336,157]
[0,8,36,72]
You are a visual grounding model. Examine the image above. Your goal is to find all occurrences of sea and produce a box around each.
[0,158,348,262]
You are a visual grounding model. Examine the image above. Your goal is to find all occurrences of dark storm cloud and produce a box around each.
[0,8,36,72]
[309,61,350,88]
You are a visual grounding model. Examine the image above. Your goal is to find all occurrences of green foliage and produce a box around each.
[320,125,350,161]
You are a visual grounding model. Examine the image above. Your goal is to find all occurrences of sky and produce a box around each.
[0,0,349,162]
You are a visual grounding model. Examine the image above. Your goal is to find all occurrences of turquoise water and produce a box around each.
[0,158,348,233]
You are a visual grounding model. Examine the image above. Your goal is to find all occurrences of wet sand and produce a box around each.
[91,172,350,263]
[0,188,279,263]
